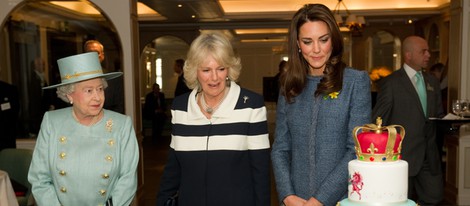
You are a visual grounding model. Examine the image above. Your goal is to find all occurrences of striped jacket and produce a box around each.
[156,82,271,206]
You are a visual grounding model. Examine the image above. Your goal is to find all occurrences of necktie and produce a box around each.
[415,72,427,115]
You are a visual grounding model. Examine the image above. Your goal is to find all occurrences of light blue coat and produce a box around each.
[271,68,371,206]
[28,108,139,206]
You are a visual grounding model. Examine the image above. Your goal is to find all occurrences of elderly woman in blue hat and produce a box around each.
[28,52,139,206]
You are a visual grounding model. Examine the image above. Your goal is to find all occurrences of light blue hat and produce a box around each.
[43,52,122,89]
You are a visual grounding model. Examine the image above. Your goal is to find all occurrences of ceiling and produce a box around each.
[9,0,451,45]
[139,0,450,22]
[137,0,450,42]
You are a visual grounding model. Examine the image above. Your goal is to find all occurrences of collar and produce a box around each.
[187,81,240,120]
[403,63,420,80]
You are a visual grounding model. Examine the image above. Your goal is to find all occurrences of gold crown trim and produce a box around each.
[352,117,406,162]
[62,69,102,80]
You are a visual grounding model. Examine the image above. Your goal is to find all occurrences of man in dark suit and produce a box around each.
[173,59,191,97]
[144,83,167,144]
[84,40,125,114]
[373,35,444,205]
[0,80,19,150]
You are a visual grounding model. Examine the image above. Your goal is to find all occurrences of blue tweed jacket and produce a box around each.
[271,68,371,206]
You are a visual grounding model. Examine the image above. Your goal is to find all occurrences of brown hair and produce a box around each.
[281,4,345,103]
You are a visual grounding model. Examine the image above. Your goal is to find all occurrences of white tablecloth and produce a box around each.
[0,170,19,206]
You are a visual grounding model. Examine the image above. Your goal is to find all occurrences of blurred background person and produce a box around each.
[156,32,271,206]
[427,62,449,172]
[28,52,139,206]
[28,57,54,136]
[428,62,448,112]
[173,58,191,97]
[271,4,371,206]
[0,80,19,150]
[369,66,392,108]
[84,39,125,114]
[143,83,167,144]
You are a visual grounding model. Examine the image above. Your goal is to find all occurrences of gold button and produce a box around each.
[102,173,109,179]
[59,136,67,143]
[108,139,114,146]
[59,152,66,159]
[59,170,66,176]
[105,155,112,162]
[99,189,106,196]
[60,187,67,193]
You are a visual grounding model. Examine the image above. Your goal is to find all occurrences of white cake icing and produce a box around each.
[346,160,410,204]
[338,199,417,206]
[348,160,408,203]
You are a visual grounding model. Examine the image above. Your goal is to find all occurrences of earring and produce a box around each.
[225,76,231,87]
[298,48,301,53]
[70,101,73,105]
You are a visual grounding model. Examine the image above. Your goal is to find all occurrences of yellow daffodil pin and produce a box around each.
[324,91,340,100]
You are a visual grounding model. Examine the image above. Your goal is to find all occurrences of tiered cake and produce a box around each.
[337,118,417,206]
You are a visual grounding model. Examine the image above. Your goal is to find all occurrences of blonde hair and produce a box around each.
[183,32,241,89]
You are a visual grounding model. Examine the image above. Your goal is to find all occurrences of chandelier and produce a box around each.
[333,0,366,36]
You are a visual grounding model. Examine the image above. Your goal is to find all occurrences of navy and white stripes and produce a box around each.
[170,82,270,151]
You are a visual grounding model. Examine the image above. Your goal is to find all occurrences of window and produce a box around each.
[155,58,162,88]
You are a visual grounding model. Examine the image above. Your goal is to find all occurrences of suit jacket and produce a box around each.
[372,68,443,176]
[143,91,166,120]
[174,73,191,97]
[104,76,125,114]
[0,81,19,150]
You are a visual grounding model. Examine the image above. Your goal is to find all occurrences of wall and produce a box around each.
[351,23,416,71]
[237,44,287,95]
[448,0,470,104]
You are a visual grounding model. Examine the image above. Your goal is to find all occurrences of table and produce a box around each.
[0,170,19,206]
[442,124,470,205]
[431,118,470,160]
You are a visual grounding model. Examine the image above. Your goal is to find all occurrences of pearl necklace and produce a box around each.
[199,88,229,114]
[72,110,102,126]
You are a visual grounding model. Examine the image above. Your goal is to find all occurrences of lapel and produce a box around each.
[396,68,426,117]
[422,72,435,115]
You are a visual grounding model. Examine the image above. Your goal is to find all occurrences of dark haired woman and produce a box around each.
[271,4,371,206]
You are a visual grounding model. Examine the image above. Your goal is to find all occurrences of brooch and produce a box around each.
[106,119,113,132]
[324,91,340,100]
[426,83,434,91]
[243,96,249,103]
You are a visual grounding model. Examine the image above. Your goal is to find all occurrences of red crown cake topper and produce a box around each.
[352,117,405,162]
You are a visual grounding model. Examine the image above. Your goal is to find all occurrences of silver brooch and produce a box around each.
[243,96,249,103]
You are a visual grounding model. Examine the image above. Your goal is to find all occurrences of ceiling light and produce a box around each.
[137,2,159,15]
[241,38,286,43]
[333,0,366,36]
[49,1,100,15]
[235,28,288,35]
